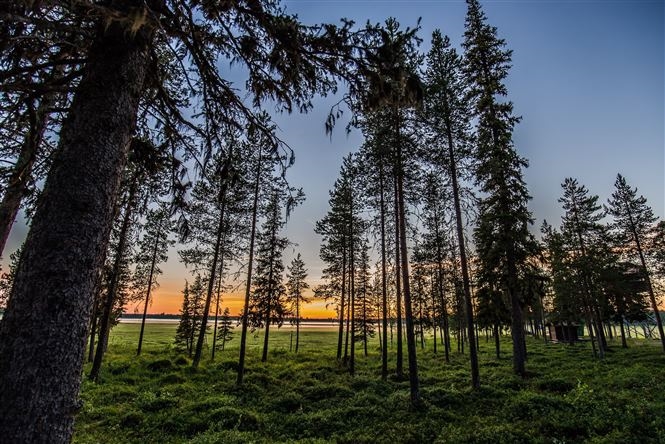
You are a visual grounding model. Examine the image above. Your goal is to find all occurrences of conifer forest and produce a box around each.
[0,1,663,443]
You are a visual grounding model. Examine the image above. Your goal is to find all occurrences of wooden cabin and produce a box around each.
[546,323,579,343]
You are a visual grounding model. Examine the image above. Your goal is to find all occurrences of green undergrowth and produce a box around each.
[74,324,665,443]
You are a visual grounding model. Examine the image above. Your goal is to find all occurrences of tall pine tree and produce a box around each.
[464,0,536,377]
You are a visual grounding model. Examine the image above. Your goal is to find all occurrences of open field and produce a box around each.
[75,323,665,443]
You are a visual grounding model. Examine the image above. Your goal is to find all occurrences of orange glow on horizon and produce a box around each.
[124,277,337,319]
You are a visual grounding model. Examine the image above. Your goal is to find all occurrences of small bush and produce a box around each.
[147,359,173,372]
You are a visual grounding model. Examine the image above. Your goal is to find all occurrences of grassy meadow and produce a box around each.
[74,323,665,443]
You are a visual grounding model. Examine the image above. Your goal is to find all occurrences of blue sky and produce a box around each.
[2,1,663,312]
[273,0,664,280]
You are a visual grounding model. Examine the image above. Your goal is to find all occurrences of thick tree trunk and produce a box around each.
[0,23,148,443]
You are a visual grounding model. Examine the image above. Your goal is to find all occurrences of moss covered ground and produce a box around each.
[74,323,665,443]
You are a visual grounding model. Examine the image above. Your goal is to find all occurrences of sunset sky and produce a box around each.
[3,1,663,317]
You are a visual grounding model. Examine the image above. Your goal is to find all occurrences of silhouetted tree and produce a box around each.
[606,174,664,351]
[0,3,376,439]
[175,276,206,356]
[558,178,609,358]
[423,28,479,387]
[286,253,310,353]
[464,0,536,377]
[134,204,174,356]
[215,307,234,353]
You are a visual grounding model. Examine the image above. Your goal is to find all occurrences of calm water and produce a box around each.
[119,317,338,329]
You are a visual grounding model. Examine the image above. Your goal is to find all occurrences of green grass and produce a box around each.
[74,323,665,443]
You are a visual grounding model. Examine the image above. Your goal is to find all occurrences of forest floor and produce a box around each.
[74,323,665,443]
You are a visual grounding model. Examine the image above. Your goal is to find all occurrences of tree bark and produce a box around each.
[394,109,419,404]
[394,173,403,377]
[379,158,389,380]
[137,232,160,356]
[337,245,346,361]
[193,196,227,368]
[444,115,479,388]
[629,222,665,351]
[237,148,262,384]
[0,23,148,443]
[89,177,138,382]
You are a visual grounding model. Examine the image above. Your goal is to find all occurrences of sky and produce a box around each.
[3,0,664,316]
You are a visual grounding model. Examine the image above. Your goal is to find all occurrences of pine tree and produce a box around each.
[423,28,479,387]
[0,4,375,438]
[250,188,292,363]
[464,0,536,377]
[558,178,609,358]
[175,276,206,356]
[89,138,169,381]
[315,156,356,364]
[359,17,423,403]
[215,307,234,353]
[419,171,454,362]
[286,253,311,353]
[606,174,664,351]
[134,204,175,356]
[175,282,193,355]
[354,242,376,357]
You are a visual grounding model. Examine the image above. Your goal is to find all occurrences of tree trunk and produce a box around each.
[0,22,148,442]
[349,193,356,375]
[631,224,665,351]
[431,276,437,355]
[262,216,278,364]
[211,255,225,360]
[193,196,227,368]
[619,316,627,349]
[379,160,389,379]
[394,174,403,377]
[343,265,351,364]
[295,292,300,353]
[337,244,346,361]
[262,301,271,362]
[445,117,479,387]
[237,148,263,385]
[89,177,138,382]
[494,323,501,359]
[88,297,99,363]
[137,232,160,356]
[395,113,419,404]
[0,97,53,258]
